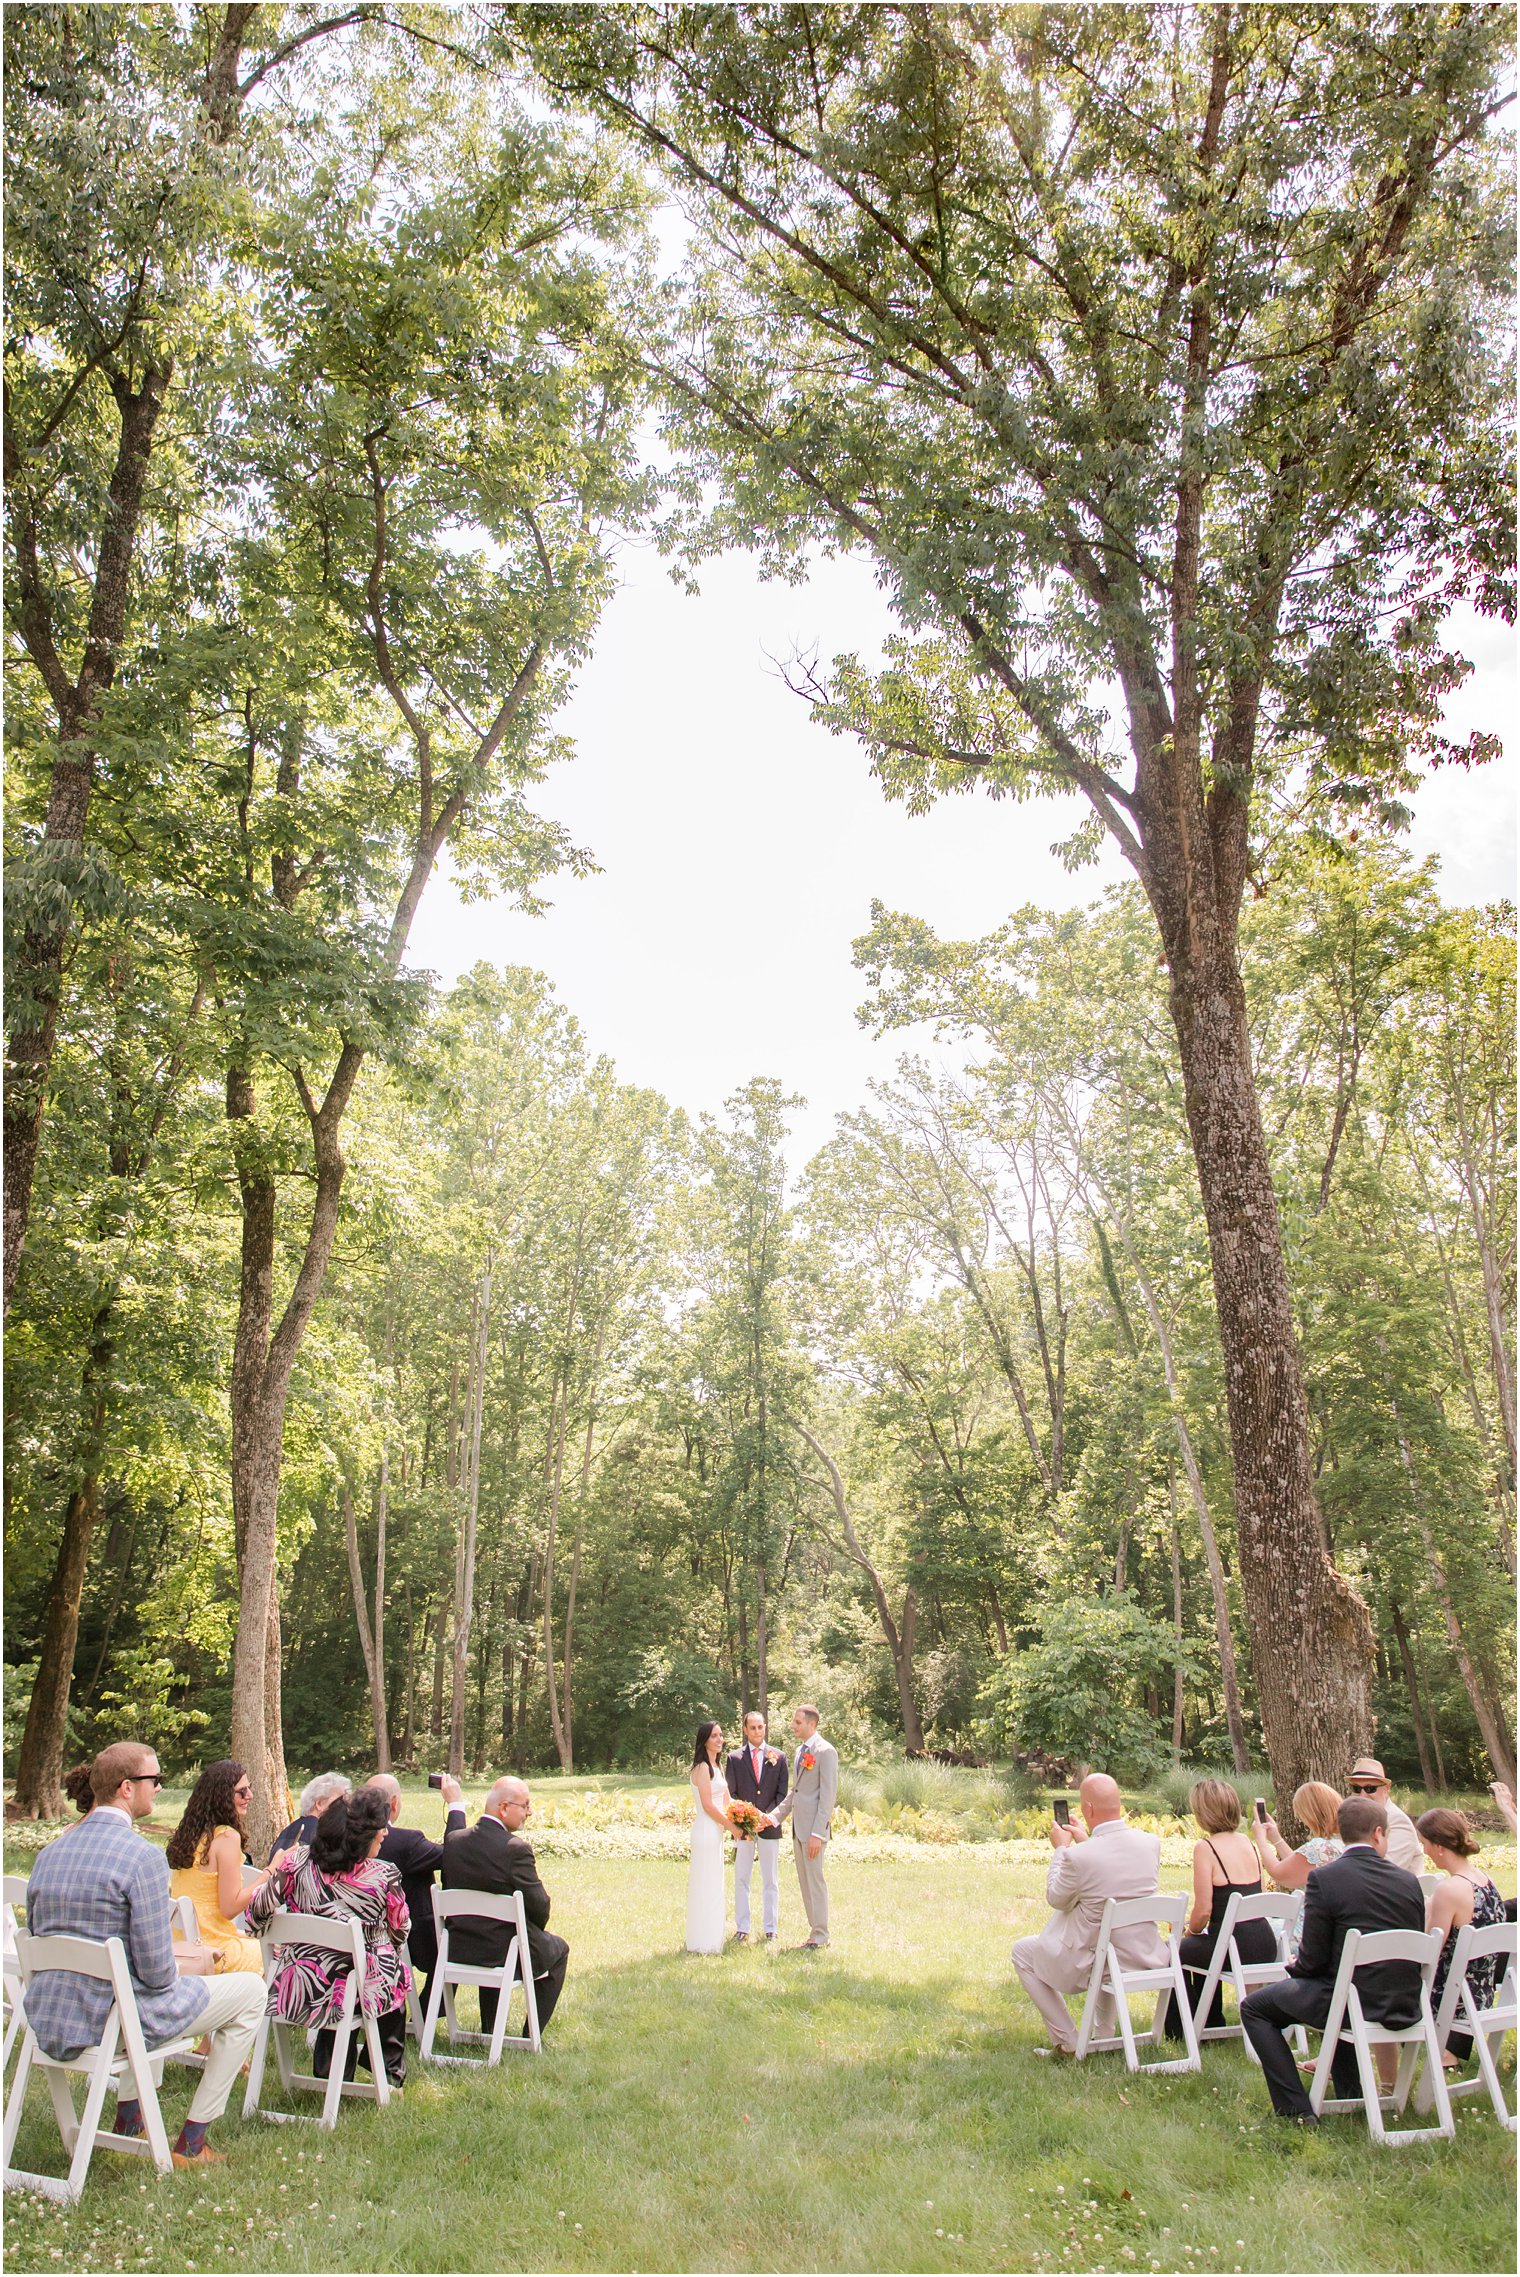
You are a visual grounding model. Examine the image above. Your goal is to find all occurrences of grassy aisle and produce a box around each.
[4,1853,1513,2274]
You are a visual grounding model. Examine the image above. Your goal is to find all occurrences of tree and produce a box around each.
[529,1,1515,1805]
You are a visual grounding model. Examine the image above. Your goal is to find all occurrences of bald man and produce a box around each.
[364,1772,465,2007]
[439,1777,569,2036]
[1011,1773,1167,2056]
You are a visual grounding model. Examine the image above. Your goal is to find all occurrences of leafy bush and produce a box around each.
[979,1598,1194,1780]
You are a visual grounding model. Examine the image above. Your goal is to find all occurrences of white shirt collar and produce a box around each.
[1089,1817,1128,1838]
[95,1803,135,1827]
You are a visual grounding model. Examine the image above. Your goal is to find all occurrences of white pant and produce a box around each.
[177,1973,267,2124]
[1010,1936,1112,2054]
[733,1838,780,1936]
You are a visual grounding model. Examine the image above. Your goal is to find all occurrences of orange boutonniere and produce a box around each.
[799,1749,816,1772]
[764,1747,781,1766]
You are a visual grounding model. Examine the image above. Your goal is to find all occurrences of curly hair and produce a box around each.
[63,1764,94,1817]
[165,1760,250,1871]
[310,1785,391,1875]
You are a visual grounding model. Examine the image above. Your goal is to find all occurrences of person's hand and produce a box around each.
[1049,1820,1073,1848]
[762,1811,779,1827]
[806,1834,823,1860]
[442,1775,464,1809]
[1489,1781,1517,1832]
[1262,1815,1281,1845]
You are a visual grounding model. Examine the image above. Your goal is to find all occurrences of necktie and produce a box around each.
[752,1747,761,1783]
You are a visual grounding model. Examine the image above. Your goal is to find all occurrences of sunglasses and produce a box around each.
[132,1773,164,1788]
[1348,1781,1384,1794]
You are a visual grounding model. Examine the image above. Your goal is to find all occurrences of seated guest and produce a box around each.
[168,1759,282,1972]
[1417,1806,1506,2066]
[244,1786,411,2090]
[62,1763,95,1819]
[364,1771,466,2005]
[1345,1757,1424,1876]
[269,1770,351,1859]
[23,1741,266,2167]
[440,1777,569,2036]
[1163,1778,1277,2040]
[1250,1780,1345,1957]
[1239,1792,1426,2124]
[1011,1773,1166,2057]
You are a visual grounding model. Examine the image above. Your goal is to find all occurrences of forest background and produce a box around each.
[4,3,1515,1854]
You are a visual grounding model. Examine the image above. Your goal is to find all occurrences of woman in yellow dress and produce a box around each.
[167,1759,282,1972]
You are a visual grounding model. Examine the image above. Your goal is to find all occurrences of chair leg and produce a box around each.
[3,2032,38,2171]
[66,2042,118,2202]
[321,1993,354,2130]
[1171,1957,1202,2072]
[1109,1957,1140,2073]
[419,1969,444,2064]
[242,2013,271,2120]
[360,2009,390,2104]
[487,1957,513,2067]
[522,1961,541,2055]
[442,1980,461,2050]
[1421,2010,1456,2140]
[1307,1986,1349,2117]
[1073,1969,1103,2061]
[1345,1998,1387,2143]
[1469,2005,1516,2132]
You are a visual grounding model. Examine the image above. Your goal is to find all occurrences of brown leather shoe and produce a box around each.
[172,2144,227,2169]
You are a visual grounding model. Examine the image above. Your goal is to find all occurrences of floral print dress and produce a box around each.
[1431,1875,1506,2019]
[243,1846,411,2025]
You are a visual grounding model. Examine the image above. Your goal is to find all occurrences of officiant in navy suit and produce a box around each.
[727,1711,789,1942]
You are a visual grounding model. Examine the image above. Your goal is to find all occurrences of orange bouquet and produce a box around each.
[726,1799,765,1841]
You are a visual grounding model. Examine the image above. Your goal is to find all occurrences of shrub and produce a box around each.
[979,1597,1195,1779]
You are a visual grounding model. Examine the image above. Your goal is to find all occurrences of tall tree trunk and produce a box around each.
[430,1605,449,1747]
[1161,942,1373,1803]
[227,1057,355,1860]
[1413,1624,1449,1791]
[755,1559,769,1721]
[11,1312,113,1815]
[1385,1375,1517,1789]
[372,1446,388,1764]
[1169,1470,1185,1766]
[449,1271,490,1777]
[788,1418,926,1752]
[541,1366,574,1771]
[3,368,173,1316]
[1389,1600,1436,1794]
[341,1478,389,1771]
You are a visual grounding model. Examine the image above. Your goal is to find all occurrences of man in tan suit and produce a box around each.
[1011,1772,1166,2055]
[766,1704,838,1948]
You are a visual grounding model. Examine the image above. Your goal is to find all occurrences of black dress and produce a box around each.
[1164,1838,1277,2038]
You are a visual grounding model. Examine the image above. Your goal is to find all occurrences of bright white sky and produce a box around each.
[405,546,1517,1169]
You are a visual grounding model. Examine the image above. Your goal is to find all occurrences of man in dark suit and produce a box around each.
[364,1772,466,2007]
[727,1711,789,1942]
[1240,1793,1427,2123]
[440,1777,568,2035]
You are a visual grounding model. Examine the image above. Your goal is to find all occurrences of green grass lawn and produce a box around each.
[3,1846,1514,2275]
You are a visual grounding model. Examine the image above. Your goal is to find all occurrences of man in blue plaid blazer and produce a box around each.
[24,1741,266,2167]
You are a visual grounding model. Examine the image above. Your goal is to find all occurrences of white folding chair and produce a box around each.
[1187,1890,1303,2056]
[1415,1920,1516,2130]
[1073,1895,1201,2074]
[1306,1926,1454,2144]
[168,1896,199,1944]
[242,1912,391,2131]
[420,1889,541,2065]
[2,1879,29,2076]
[2,1931,201,2202]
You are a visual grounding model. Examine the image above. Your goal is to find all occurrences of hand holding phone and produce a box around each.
[1053,1797,1070,1826]
[1253,1797,1267,1823]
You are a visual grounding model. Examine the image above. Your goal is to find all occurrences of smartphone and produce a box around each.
[1053,1797,1070,1827]
[427,1771,445,1790]
[1253,1797,1267,1823]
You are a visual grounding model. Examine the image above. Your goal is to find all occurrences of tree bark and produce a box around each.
[1169,1470,1186,1766]
[1159,939,1374,1804]
[449,1271,490,1777]
[342,1475,389,1771]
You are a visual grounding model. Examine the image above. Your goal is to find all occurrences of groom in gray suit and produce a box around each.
[766,1704,838,1948]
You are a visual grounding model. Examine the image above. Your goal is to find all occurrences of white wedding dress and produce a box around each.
[685,1770,729,1953]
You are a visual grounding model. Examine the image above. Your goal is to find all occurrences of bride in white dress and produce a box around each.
[686,1720,731,1953]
